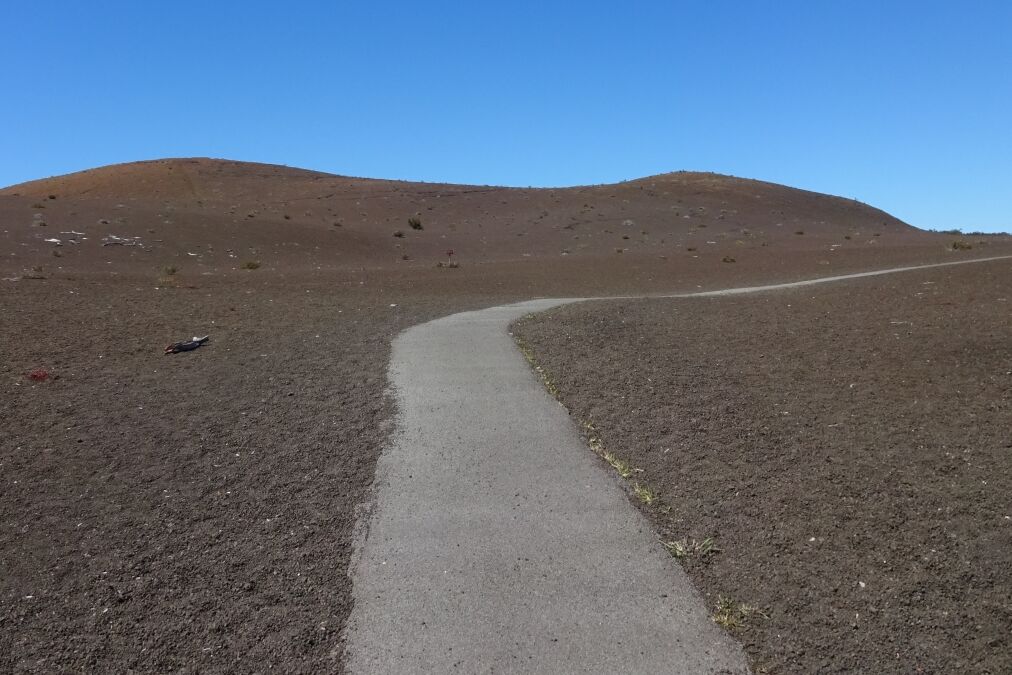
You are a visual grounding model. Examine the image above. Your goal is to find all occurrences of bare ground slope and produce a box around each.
[512,260,1011,674]
[1,157,966,281]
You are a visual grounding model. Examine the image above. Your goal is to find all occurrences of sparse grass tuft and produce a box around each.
[951,239,973,250]
[162,265,178,276]
[664,537,721,560]
[241,260,261,270]
[583,420,604,450]
[713,596,768,630]
[514,334,560,399]
[393,230,405,238]
[603,452,635,478]
[516,332,660,515]
[633,483,657,505]
[581,421,649,484]
[408,216,423,230]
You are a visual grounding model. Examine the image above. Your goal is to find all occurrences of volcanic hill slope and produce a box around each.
[2,159,1009,673]
[0,157,950,283]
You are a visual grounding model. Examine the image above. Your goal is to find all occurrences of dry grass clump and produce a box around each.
[713,596,768,630]
[632,483,657,505]
[664,537,720,560]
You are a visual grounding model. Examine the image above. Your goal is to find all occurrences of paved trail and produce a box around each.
[343,255,1010,674]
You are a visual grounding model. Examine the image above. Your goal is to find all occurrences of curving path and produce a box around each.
[342,255,1010,674]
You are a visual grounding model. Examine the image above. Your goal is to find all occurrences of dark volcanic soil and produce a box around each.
[0,278,468,672]
[2,159,1010,672]
[512,259,1012,674]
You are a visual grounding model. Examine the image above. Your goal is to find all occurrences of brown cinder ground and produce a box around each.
[1,158,1010,671]
[512,260,1011,674]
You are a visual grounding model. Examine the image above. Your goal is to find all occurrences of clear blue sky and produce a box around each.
[2,1,1009,232]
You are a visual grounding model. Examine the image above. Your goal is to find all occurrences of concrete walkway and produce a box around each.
[343,255,1010,674]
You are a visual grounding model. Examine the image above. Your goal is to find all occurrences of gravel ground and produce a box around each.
[512,259,1011,674]
[0,274,506,673]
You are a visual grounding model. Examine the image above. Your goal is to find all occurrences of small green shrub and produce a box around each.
[408,216,423,230]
